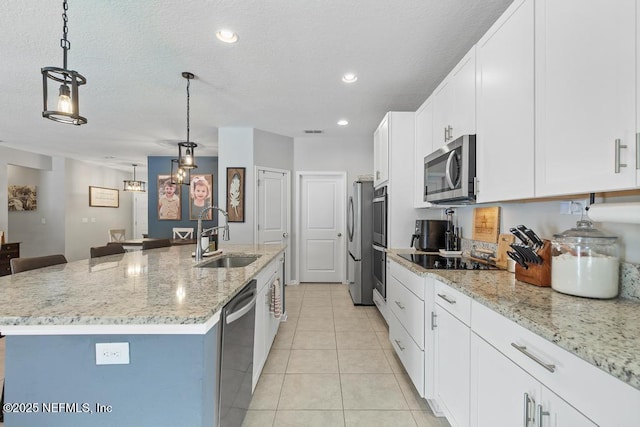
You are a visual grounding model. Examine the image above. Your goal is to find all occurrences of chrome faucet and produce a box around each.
[195,206,230,261]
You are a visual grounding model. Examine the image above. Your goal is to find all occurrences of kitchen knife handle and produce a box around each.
[615,138,628,173]
[510,227,531,246]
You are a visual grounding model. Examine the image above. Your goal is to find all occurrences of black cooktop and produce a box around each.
[398,253,499,270]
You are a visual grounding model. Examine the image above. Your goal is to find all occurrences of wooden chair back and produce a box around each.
[10,254,68,274]
[90,243,126,258]
[141,239,171,250]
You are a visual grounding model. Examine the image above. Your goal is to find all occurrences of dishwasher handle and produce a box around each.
[225,280,258,324]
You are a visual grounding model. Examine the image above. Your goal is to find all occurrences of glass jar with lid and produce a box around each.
[551,219,619,298]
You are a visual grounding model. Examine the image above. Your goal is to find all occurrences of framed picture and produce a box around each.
[157,174,181,220]
[8,185,37,211]
[89,186,119,208]
[189,174,213,220]
[227,167,245,222]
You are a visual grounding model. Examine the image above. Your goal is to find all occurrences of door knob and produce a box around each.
[282,232,289,238]
[337,233,342,237]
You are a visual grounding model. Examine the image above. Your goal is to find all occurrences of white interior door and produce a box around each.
[133,192,148,238]
[298,172,346,283]
[256,167,290,282]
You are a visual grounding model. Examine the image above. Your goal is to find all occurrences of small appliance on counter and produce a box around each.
[410,220,448,252]
[551,219,619,299]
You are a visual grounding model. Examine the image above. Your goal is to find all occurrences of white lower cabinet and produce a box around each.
[253,255,284,390]
[434,281,471,427]
[471,333,595,427]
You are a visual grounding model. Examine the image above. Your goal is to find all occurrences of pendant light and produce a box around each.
[178,72,198,170]
[170,158,190,186]
[42,0,87,125]
[123,164,146,192]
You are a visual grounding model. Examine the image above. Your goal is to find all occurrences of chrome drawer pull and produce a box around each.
[511,343,556,373]
[437,293,456,304]
[394,300,405,310]
[394,339,405,351]
[537,404,550,427]
[615,138,628,173]
[431,311,437,330]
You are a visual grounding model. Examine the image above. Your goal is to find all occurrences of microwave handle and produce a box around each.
[445,151,457,189]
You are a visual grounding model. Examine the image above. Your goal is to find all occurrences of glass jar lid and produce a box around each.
[553,219,618,244]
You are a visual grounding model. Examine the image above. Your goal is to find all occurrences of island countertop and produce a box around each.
[387,250,640,391]
[0,244,285,335]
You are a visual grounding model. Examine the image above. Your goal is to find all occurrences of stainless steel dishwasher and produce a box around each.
[218,280,257,427]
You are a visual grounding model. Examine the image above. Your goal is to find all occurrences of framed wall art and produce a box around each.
[8,185,37,211]
[227,167,245,222]
[189,174,213,220]
[89,186,119,208]
[157,174,181,220]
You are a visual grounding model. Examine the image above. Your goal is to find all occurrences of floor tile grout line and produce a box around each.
[332,285,347,424]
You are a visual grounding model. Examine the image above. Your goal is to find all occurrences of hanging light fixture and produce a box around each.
[170,158,190,185]
[123,164,146,192]
[178,72,198,170]
[42,0,87,125]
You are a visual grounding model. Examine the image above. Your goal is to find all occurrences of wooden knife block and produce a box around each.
[515,240,552,287]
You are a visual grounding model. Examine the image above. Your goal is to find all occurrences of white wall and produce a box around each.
[254,129,294,171]
[218,128,255,244]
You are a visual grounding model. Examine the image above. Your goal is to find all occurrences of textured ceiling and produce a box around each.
[0,0,512,171]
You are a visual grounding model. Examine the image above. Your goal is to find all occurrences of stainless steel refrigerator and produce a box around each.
[347,180,374,305]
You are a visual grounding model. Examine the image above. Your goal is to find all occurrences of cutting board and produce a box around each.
[492,233,515,270]
[472,206,500,243]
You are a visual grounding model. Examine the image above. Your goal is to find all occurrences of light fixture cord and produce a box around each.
[61,0,70,71]
[186,78,191,142]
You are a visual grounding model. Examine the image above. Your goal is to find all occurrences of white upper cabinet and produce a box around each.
[476,0,534,203]
[414,97,434,207]
[535,0,637,196]
[433,47,477,149]
[374,115,390,187]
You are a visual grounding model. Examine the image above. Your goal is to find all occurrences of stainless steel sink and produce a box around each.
[198,255,261,268]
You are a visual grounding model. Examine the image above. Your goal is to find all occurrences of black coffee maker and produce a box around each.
[410,220,448,252]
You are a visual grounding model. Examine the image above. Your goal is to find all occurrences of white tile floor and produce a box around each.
[243,283,450,427]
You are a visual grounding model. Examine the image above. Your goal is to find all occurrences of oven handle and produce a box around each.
[445,151,457,190]
[372,244,386,252]
[373,196,386,203]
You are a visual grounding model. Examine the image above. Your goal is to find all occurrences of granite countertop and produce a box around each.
[0,244,285,333]
[387,250,640,391]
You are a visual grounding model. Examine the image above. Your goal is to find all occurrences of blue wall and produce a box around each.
[147,156,218,238]
[5,326,219,426]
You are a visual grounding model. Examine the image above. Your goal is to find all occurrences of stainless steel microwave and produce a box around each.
[424,135,476,204]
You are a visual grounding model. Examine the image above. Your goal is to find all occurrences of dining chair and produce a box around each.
[108,229,126,242]
[90,243,126,258]
[141,239,171,250]
[172,227,194,240]
[10,254,68,274]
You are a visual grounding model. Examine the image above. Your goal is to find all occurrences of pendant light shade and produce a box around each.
[123,164,146,192]
[177,72,198,169]
[42,0,87,125]
[170,158,190,185]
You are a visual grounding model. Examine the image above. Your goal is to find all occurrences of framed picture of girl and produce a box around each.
[157,175,181,220]
[189,174,213,220]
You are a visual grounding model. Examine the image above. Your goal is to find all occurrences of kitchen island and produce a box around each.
[0,243,285,427]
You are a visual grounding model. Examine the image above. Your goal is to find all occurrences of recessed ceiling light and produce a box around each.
[342,73,358,83]
[216,29,238,43]
[337,119,349,126]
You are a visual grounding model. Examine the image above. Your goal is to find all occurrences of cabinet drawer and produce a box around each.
[389,310,424,396]
[472,301,640,426]
[389,259,424,300]
[388,274,424,349]
[0,251,18,261]
[0,263,11,276]
[434,280,471,326]
[1,243,19,253]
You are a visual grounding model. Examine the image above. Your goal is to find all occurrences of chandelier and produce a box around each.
[123,164,146,192]
[178,72,198,170]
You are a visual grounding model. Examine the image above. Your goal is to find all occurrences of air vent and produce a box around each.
[304,130,324,134]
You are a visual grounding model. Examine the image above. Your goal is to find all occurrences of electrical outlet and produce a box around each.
[560,199,589,215]
[95,342,130,365]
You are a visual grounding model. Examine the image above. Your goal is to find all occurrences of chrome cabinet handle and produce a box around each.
[511,343,556,373]
[447,125,453,141]
[394,300,405,310]
[523,393,534,427]
[615,138,628,173]
[431,311,437,330]
[437,293,456,304]
[636,133,640,170]
[473,176,479,195]
[394,339,405,351]
[536,404,550,427]
[376,171,380,179]
[444,127,448,142]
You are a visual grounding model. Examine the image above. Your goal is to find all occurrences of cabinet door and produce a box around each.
[435,305,470,427]
[253,284,267,391]
[433,79,455,148]
[414,98,434,207]
[535,0,636,196]
[471,333,540,427]
[451,47,476,140]
[374,115,390,187]
[539,387,597,427]
[476,0,534,203]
